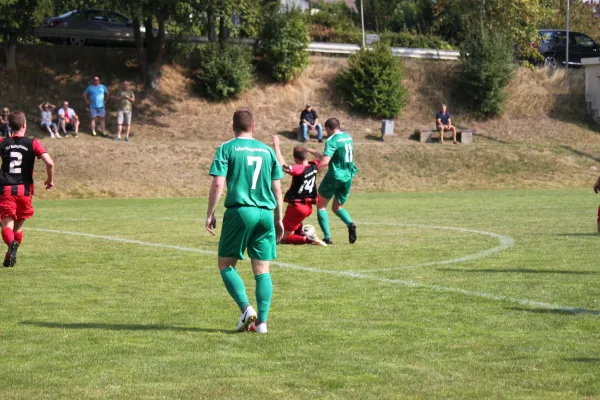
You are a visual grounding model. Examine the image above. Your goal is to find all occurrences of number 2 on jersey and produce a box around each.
[9,152,22,174]
[344,143,353,163]
[247,156,263,190]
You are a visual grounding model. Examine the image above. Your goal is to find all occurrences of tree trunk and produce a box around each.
[143,9,167,91]
[132,17,144,69]
[207,1,217,42]
[4,33,17,70]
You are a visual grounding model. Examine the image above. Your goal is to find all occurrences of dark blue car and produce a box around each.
[538,29,600,67]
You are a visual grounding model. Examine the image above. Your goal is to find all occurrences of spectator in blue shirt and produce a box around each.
[435,104,457,144]
[83,76,110,137]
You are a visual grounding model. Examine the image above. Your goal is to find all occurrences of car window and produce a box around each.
[58,11,76,19]
[84,10,101,20]
[575,34,596,48]
[539,31,554,44]
[108,12,129,24]
[554,32,566,45]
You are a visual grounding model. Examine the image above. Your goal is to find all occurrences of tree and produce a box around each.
[539,0,600,42]
[0,0,52,69]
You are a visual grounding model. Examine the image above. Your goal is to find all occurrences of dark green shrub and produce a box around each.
[458,27,515,117]
[335,43,408,118]
[194,44,254,100]
[256,9,310,82]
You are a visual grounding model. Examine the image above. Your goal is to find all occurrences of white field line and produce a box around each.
[360,222,516,272]
[28,227,600,316]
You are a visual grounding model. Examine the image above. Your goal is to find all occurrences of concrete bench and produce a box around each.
[414,127,473,144]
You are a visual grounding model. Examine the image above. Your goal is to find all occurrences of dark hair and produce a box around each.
[8,111,26,132]
[293,146,307,162]
[233,107,254,133]
[324,118,340,131]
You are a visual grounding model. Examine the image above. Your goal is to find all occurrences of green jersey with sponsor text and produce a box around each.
[323,131,358,181]
[209,137,284,209]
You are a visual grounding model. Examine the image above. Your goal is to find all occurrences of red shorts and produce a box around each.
[597,205,600,223]
[0,195,34,221]
[283,203,313,231]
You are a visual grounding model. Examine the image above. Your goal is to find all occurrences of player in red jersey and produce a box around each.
[594,176,600,233]
[0,111,54,267]
[272,135,327,246]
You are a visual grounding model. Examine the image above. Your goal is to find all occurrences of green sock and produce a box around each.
[335,208,353,227]
[255,273,272,323]
[317,209,331,239]
[220,267,250,311]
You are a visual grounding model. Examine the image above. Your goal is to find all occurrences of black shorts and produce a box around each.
[65,123,75,131]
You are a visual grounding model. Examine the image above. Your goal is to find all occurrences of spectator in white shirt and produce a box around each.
[39,102,60,139]
[57,101,80,138]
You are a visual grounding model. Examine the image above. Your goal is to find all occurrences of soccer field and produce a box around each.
[1,189,599,399]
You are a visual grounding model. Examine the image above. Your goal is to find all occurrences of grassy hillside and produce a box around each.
[0,45,599,199]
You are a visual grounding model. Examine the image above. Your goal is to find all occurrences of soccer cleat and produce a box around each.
[237,305,257,332]
[3,253,9,268]
[92,130,97,136]
[323,238,333,245]
[102,131,108,137]
[348,223,357,244]
[115,137,121,141]
[7,240,19,267]
[248,322,267,334]
[125,137,129,142]
[312,237,328,246]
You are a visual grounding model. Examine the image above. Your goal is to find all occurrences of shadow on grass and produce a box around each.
[21,321,236,334]
[564,357,600,363]
[508,307,600,316]
[473,133,509,144]
[365,134,384,142]
[559,145,600,163]
[438,268,597,275]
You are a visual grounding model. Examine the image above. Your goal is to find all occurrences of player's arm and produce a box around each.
[38,102,44,111]
[206,176,225,235]
[128,92,136,103]
[41,153,55,190]
[271,179,284,242]
[317,156,331,171]
[305,147,323,161]
[594,176,600,194]
[271,135,291,173]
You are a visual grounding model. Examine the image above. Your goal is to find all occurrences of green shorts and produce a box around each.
[318,175,353,205]
[218,206,277,261]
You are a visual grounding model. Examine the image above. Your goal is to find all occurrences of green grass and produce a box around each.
[1,190,600,399]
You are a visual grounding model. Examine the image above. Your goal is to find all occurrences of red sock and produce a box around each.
[283,234,309,245]
[14,231,22,245]
[1,227,14,246]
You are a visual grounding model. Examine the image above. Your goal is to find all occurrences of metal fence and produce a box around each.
[33,27,461,61]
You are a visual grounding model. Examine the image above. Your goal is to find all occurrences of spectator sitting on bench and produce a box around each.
[39,102,60,139]
[436,104,457,145]
[299,103,323,143]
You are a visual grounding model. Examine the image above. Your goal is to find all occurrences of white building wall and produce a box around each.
[281,0,310,11]
[582,57,600,126]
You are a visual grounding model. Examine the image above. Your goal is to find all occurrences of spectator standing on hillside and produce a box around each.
[83,76,109,137]
[0,108,12,138]
[593,176,600,233]
[299,104,323,143]
[0,111,55,267]
[58,102,80,138]
[39,102,60,139]
[436,104,457,144]
[114,81,135,142]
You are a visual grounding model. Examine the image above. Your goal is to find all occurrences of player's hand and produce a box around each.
[272,135,280,148]
[206,214,217,236]
[45,180,54,190]
[275,220,284,243]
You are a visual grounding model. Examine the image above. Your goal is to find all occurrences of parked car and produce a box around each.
[37,9,154,47]
[538,29,600,67]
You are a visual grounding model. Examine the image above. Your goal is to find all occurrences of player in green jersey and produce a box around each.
[206,107,284,334]
[307,117,358,244]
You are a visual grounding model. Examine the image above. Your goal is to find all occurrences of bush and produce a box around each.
[308,1,358,31]
[256,9,310,82]
[458,27,515,117]
[335,43,408,118]
[194,44,254,101]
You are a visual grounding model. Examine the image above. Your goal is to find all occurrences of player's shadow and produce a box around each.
[21,321,237,334]
[508,307,600,316]
[564,357,600,363]
[438,268,597,275]
[555,233,599,237]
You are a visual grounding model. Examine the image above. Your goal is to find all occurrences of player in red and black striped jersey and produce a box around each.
[594,176,600,233]
[272,135,327,246]
[0,111,54,267]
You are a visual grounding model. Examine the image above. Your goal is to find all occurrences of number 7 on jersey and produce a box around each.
[247,156,263,190]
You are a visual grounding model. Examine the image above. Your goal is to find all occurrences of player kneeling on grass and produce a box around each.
[272,135,327,246]
[315,118,358,245]
[0,111,54,267]
[206,107,284,334]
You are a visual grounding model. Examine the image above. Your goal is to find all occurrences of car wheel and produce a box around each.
[544,53,558,68]
[69,37,86,47]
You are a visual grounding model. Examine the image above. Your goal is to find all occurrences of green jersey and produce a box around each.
[209,137,284,209]
[118,90,134,111]
[323,131,358,181]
